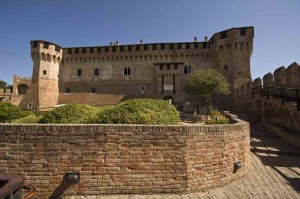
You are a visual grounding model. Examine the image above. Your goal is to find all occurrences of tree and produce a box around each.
[184,69,230,107]
[0,80,7,89]
[0,102,23,123]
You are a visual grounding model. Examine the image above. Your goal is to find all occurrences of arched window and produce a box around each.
[94,69,99,76]
[43,70,47,75]
[224,65,228,70]
[77,69,82,76]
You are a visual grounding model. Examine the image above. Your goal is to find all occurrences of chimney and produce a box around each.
[194,37,198,42]
[140,40,143,44]
[204,36,208,42]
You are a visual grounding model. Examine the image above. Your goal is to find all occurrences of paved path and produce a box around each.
[66,125,300,199]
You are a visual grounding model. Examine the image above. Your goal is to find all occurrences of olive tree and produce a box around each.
[184,69,230,107]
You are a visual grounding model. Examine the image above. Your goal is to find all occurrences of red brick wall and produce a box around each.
[0,117,249,198]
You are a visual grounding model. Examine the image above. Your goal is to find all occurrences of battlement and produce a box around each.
[13,75,32,83]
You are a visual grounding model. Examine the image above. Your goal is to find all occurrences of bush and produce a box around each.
[12,114,43,123]
[204,108,229,125]
[0,102,23,123]
[96,99,180,125]
[39,104,105,124]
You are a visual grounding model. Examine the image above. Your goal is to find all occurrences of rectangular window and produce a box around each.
[33,41,38,48]
[120,46,124,52]
[185,43,190,49]
[43,42,49,49]
[124,67,131,76]
[68,48,72,54]
[177,43,182,49]
[220,31,227,39]
[159,65,163,70]
[82,48,86,54]
[152,44,157,50]
[203,43,207,49]
[160,44,165,50]
[144,44,148,51]
[105,46,109,52]
[169,43,174,50]
[90,47,94,53]
[128,45,132,52]
[240,28,246,36]
[136,45,140,51]
[97,47,101,53]
[174,64,178,70]
[194,43,198,49]
[112,46,116,52]
[75,48,79,54]
[55,46,60,52]
[167,64,171,70]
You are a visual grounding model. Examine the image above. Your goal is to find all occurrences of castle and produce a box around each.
[3,26,254,111]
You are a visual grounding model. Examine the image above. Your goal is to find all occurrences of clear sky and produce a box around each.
[0,0,299,84]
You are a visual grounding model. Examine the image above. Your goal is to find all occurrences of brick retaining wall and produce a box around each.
[0,115,250,198]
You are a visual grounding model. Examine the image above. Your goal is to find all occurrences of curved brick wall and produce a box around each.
[0,114,250,198]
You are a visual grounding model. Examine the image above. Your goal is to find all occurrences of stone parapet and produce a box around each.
[0,114,249,198]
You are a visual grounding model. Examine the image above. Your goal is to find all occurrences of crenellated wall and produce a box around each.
[233,62,300,146]
[0,113,250,198]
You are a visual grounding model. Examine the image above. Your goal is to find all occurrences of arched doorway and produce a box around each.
[163,95,173,104]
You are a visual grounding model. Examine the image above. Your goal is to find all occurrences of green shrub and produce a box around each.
[0,102,23,123]
[39,104,105,124]
[12,114,43,123]
[96,99,180,125]
[204,108,229,125]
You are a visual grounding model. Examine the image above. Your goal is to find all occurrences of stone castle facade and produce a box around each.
[6,26,254,110]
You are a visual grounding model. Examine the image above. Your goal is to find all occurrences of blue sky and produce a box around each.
[0,0,299,84]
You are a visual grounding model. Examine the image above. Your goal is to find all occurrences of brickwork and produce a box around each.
[0,115,249,198]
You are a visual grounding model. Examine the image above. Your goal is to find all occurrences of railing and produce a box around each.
[252,86,300,111]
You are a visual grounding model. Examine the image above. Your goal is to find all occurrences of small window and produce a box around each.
[65,88,70,93]
[77,69,82,76]
[68,49,72,54]
[184,65,192,74]
[120,46,124,52]
[82,48,86,54]
[55,46,60,52]
[27,103,33,109]
[220,31,227,39]
[112,46,116,52]
[128,46,132,52]
[124,67,131,76]
[203,43,207,49]
[177,43,182,49]
[91,88,96,93]
[43,42,49,49]
[75,48,79,54]
[136,45,140,51]
[167,64,171,70]
[185,43,190,49]
[224,65,228,70]
[194,43,198,49]
[105,47,109,52]
[152,44,157,50]
[94,69,99,76]
[140,85,145,93]
[90,48,94,53]
[33,41,38,48]
[169,44,174,50]
[43,70,47,75]
[174,64,178,70]
[97,47,101,53]
[160,65,163,70]
[240,28,246,36]
[160,44,165,50]
[144,44,148,51]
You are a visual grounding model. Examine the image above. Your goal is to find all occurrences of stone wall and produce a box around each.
[0,115,249,198]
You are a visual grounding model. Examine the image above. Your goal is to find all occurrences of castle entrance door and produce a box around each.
[163,95,173,104]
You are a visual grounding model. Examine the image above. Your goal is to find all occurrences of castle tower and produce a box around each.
[20,40,62,110]
[210,27,254,89]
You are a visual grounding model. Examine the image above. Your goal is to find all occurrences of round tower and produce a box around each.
[20,40,62,110]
